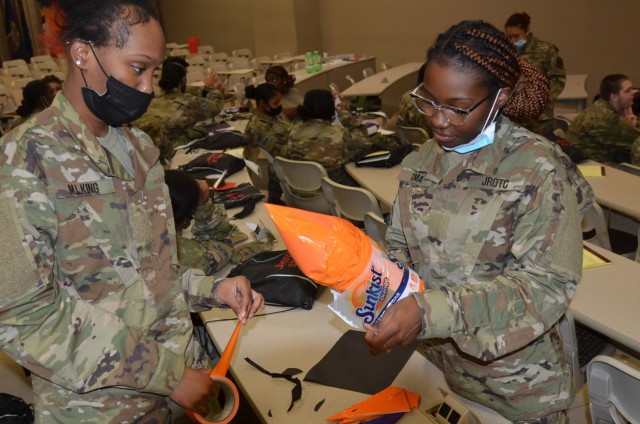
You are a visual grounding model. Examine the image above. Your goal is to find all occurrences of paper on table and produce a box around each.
[583,245,611,269]
[578,164,605,177]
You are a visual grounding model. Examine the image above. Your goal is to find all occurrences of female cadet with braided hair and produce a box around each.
[0,0,263,421]
[364,20,594,423]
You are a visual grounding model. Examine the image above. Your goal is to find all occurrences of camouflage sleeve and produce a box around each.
[632,138,640,166]
[339,112,371,160]
[547,47,566,100]
[411,168,583,361]
[611,115,640,151]
[385,191,411,264]
[186,85,224,119]
[0,168,185,396]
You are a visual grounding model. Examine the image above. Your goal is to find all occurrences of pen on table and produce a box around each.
[213,170,227,190]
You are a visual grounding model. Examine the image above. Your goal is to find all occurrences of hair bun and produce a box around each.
[502,60,550,123]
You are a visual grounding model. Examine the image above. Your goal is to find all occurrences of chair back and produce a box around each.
[3,59,28,69]
[232,48,253,59]
[380,62,392,71]
[186,55,207,69]
[30,54,54,64]
[618,162,640,177]
[211,52,229,63]
[558,312,585,390]
[273,52,292,60]
[273,156,332,214]
[582,203,612,251]
[587,355,640,424]
[186,70,204,85]
[232,82,246,106]
[321,177,382,222]
[170,48,190,57]
[7,65,32,78]
[636,227,640,263]
[362,67,375,78]
[364,212,388,247]
[198,45,215,56]
[396,124,429,146]
[345,75,357,86]
[227,57,250,69]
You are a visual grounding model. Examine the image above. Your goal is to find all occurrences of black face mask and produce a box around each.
[265,105,283,117]
[81,43,154,127]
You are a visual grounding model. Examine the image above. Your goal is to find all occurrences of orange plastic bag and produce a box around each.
[265,204,424,328]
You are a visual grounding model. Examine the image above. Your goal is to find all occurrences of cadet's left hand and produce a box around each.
[214,276,264,324]
[363,296,422,355]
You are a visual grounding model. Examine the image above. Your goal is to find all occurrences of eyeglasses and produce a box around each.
[410,84,498,126]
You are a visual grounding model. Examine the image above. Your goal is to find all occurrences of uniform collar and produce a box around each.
[51,92,159,185]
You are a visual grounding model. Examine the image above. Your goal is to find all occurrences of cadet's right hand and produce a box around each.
[169,367,215,415]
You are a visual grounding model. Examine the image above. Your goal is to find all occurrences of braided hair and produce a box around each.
[426,20,549,123]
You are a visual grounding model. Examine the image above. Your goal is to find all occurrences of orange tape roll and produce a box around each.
[187,323,242,423]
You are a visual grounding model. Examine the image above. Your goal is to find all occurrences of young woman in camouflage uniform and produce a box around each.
[132,56,226,164]
[244,82,291,203]
[505,12,566,139]
[364,20,594,424]
[287,89,371,185]
[0,0,263,421]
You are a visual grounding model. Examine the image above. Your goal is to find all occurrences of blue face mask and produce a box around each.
[513,38,527,48]
[443,88,503,154]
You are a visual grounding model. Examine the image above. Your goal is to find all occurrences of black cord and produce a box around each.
[203,306,298,324]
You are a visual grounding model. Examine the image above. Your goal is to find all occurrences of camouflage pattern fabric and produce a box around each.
[386,116,594,421]
[178,201,273,275]
[287,111,371,183]
[243,111,291,199]
[517,34,566,137]
[132,86,224,163]
[0,92,225,422]
[397,90,430,134]
[568,98,640,164]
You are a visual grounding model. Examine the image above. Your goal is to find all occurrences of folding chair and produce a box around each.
[273,156,332,214]
[345,75,357,86]
[232,48,253,59]
[362,67,375,78]
[587,355,640,423]
[363,212,388,247]
[396,125,429,146]
[582,203,612,251]
[321,177,382,224]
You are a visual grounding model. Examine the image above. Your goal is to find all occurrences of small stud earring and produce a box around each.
[76,60,81,65]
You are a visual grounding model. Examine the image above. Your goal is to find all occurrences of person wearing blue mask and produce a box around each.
[363,20,594,423]
[0,0,264,422]
[505,12,566,140]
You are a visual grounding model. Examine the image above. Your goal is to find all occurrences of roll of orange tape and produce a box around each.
[187,322,242,423]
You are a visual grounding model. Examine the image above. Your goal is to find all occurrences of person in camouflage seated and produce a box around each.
[568,74,640,165]
[364,20,594,424]
[164,170,274,275]
[505,12,566,139]
[132,56,225,164]
[244,83,291,204]
[287,89,373,186]
[0,1,264,422]
[395,62,430,135]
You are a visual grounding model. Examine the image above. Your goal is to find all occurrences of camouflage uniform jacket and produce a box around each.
[0,93,224,422]
[519,33,566,135]
[177,201,273,275]
[243,110,291,164]
[133,86,224,162]
[397,90,429,132]
[387,116,594,421]
[567,98,640,164]
[287,111,371,183]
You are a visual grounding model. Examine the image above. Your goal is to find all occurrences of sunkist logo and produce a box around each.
[354,264,390,324]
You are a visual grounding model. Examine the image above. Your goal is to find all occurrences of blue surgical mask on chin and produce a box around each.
[513,38,527,49]
[443,88,503,154]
